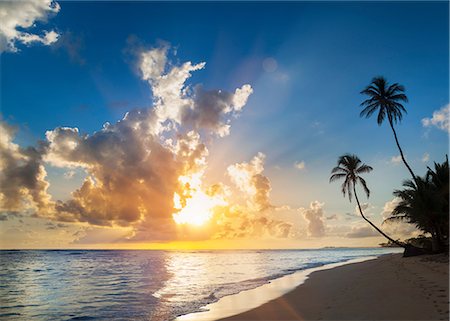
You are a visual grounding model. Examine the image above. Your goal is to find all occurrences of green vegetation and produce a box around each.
[386,157,449,253]
[333,77,448,256]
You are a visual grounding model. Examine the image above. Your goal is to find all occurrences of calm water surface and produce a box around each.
[0,248,401,320]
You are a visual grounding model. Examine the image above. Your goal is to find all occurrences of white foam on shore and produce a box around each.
[175,255,382,321]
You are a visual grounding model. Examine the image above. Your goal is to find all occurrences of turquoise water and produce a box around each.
[0,248,401,320]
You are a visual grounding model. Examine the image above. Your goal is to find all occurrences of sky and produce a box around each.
[0,0,448,249]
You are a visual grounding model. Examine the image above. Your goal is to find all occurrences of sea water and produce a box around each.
[0,248,401,320]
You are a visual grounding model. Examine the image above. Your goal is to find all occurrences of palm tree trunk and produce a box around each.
[431,230,440,253]
[353,185,405,248]
[388,119,417,184]
[434,225,443,253]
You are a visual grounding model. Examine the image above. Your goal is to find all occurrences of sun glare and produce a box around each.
[172,190,225,226]
[172,174,227,226]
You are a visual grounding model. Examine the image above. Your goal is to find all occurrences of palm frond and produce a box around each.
[377,108,386,125]
[356,164,373,174]
[390,94,408,102]
[330,173,347,182]
[360,76,408,127]
[331,166,347,174]
[358,176,370,198]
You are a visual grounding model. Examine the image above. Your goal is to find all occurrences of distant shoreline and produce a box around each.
[0,246,394,251]
[218,253,449,321]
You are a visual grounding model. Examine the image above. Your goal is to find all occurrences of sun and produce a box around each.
[172,189,227,226]
[172,173,227,226]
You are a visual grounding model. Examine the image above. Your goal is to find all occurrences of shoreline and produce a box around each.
[175,254,394,321]
[220,253,449,321]
[177,253,448,321]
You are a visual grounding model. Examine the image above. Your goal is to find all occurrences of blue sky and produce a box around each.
[0,1,448,248]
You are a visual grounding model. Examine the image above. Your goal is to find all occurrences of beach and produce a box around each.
[219,253,449,321]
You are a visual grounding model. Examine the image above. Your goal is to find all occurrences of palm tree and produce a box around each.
[330,154,404,247]
[387,156,449,253]
[360,77,417,184]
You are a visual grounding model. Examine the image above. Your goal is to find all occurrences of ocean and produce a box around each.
[0,248,401,320]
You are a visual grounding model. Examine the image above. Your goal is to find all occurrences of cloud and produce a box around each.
[203,153,295,240]
[210,205,293,239]
[390,155,402,164]
[45,222,68,230]
[381,198,421,240]
[422,153,430,163]
[0,0,60,53]
[45,113,186,232]
[422,104,450,133]
[346,225,379,238]
[294,160,305,170]
[354,202,375,218]
[20,44,252,241]
[138,45,206,131]
[300,201,325,237]
[381,198,401,221]
[72,226,132,244]
[64,170,75,179]
[1,43,297,243]
[136,45,252,138]
[182,84,253,137]
[227,153,272,211]
[0,121,52,216]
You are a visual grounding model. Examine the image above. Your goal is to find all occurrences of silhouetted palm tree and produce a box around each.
[360,77,417,183]
[387,156,449,252]
[330,154,404,247]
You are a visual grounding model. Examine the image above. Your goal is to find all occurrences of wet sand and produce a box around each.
[219,253,449,321]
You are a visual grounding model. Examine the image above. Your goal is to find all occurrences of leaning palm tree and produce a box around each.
[360,77,417,184]
[330,154,404,247]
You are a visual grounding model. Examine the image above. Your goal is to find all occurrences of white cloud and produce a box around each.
[422,153,430,163]
[0,0,60,53]
[422,104,450,133]
[139,47,206,131]
[137,46,252,137]
[381,198,421,240]
[139,46,168,81]
[294,160,305,170]
[227,153,272,211]
[63,170,75,179]
[232,84,253,111]
[299,201,325,237]
[390,155,402,164]
[381,198,401,221]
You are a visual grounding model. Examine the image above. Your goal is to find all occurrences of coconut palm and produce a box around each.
[330,154,404,247]
[360,77,417,183]
[387,156,449,252]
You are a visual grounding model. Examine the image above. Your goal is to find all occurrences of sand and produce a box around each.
[219,253,449,321]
